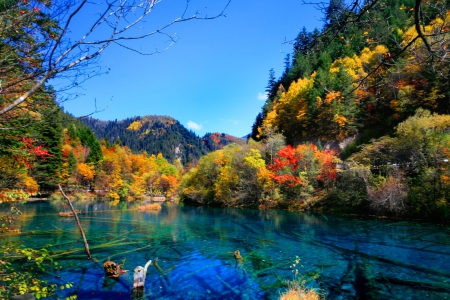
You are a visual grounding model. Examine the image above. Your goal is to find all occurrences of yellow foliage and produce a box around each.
[130,174,146,197]
[360,45,389,67]
[263,73,315,134]
[334,114,347,127]
[257,167,272,189]
[127,121,143,131]
[402,10,450,50]
[214,165,238,200]
[330,55,363,81]
[244,149,265,169]
[261,109,279,133]
[20,174,39,194]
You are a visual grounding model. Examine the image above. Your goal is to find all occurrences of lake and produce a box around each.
[3,200,450,299]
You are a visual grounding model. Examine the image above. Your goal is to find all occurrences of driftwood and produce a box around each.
[133,260,152,289]
[58,184,91,259]
[104,260,128,278]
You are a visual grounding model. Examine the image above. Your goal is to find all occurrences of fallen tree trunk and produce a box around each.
[133,260,152,288]
[58,184,91,259]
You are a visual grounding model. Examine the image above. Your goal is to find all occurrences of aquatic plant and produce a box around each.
[138,203,162,211]
[279,256,324,300]
[279,281,323,300]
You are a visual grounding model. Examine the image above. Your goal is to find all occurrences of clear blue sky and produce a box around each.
[58,0,324,138]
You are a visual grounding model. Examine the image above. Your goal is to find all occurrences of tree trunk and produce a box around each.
[58,184,91,259]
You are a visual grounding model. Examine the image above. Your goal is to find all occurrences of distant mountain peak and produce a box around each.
[81,115,243,164]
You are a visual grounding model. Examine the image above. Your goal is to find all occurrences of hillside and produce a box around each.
[251,0,450,155]
[81,116,244,163]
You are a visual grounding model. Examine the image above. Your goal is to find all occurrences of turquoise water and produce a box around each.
[3,200,450,299]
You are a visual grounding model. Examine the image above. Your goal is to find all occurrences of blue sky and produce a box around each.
[58,0,324,138]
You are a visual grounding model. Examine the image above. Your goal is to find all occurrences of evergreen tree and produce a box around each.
[250,112,264,141]
[293,27,313,57]
[265,68,278,100]
[325,0,345,28]
[33,108,63,190]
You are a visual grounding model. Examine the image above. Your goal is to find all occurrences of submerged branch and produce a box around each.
[58,184,91,259]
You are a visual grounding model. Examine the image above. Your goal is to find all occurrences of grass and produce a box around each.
[279,282,323,300]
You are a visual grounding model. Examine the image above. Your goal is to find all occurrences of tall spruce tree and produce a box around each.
[33,108,63,190]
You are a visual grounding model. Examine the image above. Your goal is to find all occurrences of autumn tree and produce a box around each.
[350,108,450,218]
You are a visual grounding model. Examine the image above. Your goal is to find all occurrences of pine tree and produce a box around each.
[250,113,264,141]
[265,68,278,100]
[33,108,63,190]
[325,0,345,28]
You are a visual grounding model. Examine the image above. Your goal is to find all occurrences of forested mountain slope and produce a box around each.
[179,0,450,221]
[81,116,244,164]
[251,0,450,154]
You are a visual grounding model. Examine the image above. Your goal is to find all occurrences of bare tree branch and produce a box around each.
[0,0,231,117]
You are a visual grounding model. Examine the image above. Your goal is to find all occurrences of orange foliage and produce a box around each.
[77,163,95,180]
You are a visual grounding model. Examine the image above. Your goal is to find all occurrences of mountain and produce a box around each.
[81,115,244,163]
[202,132,246,152]
[251,0,450,155]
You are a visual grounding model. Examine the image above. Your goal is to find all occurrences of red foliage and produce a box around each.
[16,137,53,168]
[316,149,338,183]
[268,145,305,186]
[268,144,338,188]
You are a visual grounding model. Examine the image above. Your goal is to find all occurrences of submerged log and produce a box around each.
[104,260,128,278]
[133,260,152,289]
[58,184,91,259]
[153,257,176,275]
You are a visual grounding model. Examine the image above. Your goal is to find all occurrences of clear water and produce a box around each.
[3,200,450,299]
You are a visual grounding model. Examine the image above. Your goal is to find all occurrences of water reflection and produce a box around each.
[5,200,450,299]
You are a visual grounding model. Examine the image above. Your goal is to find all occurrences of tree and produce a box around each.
[32,108,63,190]
[324,0,345,28]
[265,68,278,100]
[0,0,231,118]
[250,112,263,141]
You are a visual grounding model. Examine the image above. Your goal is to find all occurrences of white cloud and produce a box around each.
[187,120,203,131]
[257,92,268,101]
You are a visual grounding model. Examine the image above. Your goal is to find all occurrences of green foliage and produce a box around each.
[180,144,271,207]
[33,107,63,189]
[348,109,450,219]
[0,243,56,299]
[252,0,450,150]
[81,116,209,164]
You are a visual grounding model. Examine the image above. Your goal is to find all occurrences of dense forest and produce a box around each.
[179,0,450,221]
[0,106,184,203]
[0,0,448,217]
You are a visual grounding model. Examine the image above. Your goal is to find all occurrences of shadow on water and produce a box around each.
[4,200,450,299]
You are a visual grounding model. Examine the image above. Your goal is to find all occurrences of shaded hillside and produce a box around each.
[81,116,244,163]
